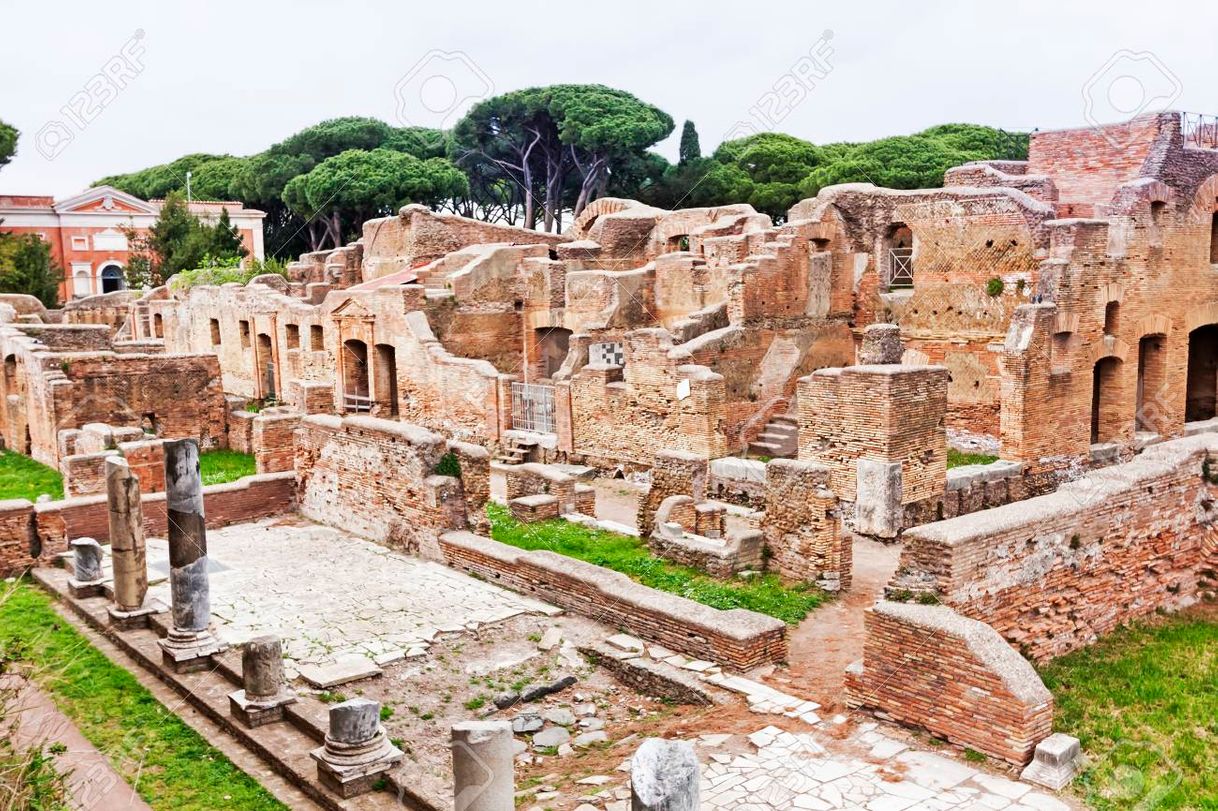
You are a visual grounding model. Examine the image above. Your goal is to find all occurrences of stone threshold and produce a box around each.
[32,566,436,811]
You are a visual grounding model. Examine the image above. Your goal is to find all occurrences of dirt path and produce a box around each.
[7,676,153,811]
[776,536,902,711]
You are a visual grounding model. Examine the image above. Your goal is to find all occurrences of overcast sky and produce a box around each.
[2,0,1216,197]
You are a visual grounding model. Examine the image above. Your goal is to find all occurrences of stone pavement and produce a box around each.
[140,517,559,677]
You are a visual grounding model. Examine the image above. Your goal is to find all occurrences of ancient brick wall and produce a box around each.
[892,434,1218,662]
[762,459,847,588]
[1026,114,1167,207]
[570,330,728,466]
[846,601,1053,765]
[251,411,301,473]
[294,415,480,558]
[0,473,295,576]
[798,365,948,505]
[439,530,787,668]
[637,449,708,536]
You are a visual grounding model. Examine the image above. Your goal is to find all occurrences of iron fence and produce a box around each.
[888,248,914,289]
[1182,112,1218,150]
[511,382,556,434]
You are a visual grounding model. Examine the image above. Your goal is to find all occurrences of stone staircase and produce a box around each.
[494,435,534,465]
[747,414,798,459]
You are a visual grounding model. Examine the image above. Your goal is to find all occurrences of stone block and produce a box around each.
[1020,733,1081,791]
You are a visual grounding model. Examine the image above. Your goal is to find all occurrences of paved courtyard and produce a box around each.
[142,517,558,676]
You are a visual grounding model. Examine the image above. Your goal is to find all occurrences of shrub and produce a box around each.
[985,277,1004,297]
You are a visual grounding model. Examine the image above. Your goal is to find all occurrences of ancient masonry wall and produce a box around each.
[845,601,1053,765]
[294,415,488,559]
[637,450,708,537]
[762,459,848,589]
[0,473,295,577]
[891,433,1218,662]
[438,530,787,669]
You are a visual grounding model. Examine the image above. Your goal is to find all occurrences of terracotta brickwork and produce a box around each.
[845,601,1053,765]
[762,459,848,588]
[637,450,708,536]
[251,410,301,474]
[294,415,486,558]
[892,434,1218,661]
[0,473,295,577]
[439,530,787,668]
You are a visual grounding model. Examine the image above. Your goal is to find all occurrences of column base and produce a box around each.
[68,578,106,599]
[107,599,165,631]
[311,732,403,798]
[229,689,298,728]
[159,628,226,673]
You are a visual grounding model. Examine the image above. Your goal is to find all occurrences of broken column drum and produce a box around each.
[451,720,514,811]
[311,697,404,798]
[68,537,104,598]
[105,457,158,628]
[228,635,297,727]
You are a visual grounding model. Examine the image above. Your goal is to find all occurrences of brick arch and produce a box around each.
[1185,302,1218,333]
[568,197,637,238]
[1089,334,1129,365]
[1097,282,1126,305]
[1187,173,1218,225]
[1053,312,1080,334]
[1133,313,1173,338]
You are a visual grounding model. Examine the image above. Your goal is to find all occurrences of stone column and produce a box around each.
[228,635,297,727]
[67,537,105,598]
[311,697,404,798]
[630,738,700,811]
[452,721,514,811]
[105,457,157,629]
[158,439,225,672]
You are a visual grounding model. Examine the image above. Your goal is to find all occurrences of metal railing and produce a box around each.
[342,393,372,414]
[511,382,556,434]
[888,248,914,289]
[1182,112,1218,150]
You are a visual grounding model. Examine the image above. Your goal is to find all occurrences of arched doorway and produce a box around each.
[1135,335,1167,434]
[1186,325,1218,422]
[883,223,914,289]
[374,343,399,417]
[341,339,370,413]
[99,263,126,293]
[1091,357,1123,443]
[256,332,276,400]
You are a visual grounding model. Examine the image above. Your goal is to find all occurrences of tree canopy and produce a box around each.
[0,233,60,307]
[123,193,248,288]
[0,118,16,171]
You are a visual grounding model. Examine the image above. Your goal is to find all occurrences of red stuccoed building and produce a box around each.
[0,185,265,302]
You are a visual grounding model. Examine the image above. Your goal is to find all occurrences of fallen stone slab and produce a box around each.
[521,674,577,703]
[574,730,608,748]
[537,626,563,651]
[298,656,383,689]
[532,726,570,749]
[511,713,544,734]
[579,643,717,706]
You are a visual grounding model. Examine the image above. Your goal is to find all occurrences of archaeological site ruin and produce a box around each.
[4,110,1218,810]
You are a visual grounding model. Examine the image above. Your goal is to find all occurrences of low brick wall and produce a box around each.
[762,459,847,589]
[891,434,1218,661]
[846,601,1053,765]
[439,530,787,668]
[0,473,296,576]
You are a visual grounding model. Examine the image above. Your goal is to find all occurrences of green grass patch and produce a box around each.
[0,580,286,810]
[0,449,63,501]
[946,448,998,468]
[486,502,822,624]
[1039,611,1218,810]
[198,449,255,487]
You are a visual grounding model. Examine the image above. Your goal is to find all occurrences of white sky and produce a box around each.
[2,0,1216,197]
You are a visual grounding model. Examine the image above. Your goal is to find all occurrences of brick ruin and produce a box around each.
[5,111,1218,776]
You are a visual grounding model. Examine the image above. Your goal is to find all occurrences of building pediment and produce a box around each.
[54,185,157,215]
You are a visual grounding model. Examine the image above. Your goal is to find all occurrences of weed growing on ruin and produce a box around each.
[985,277,1004,297]
[0,449,64,501]
[1040,609,1218,809]
[434,451,462,479]
[946,448,998,468]
[197,449,255,486]
[486,503,823,623]
[0,580,287,810]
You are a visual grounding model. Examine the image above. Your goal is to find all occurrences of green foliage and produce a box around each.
[0,581,287,810]
[0,118,17,170]
[0,232,62,307]
[126,192,248,287]
[986,277,1004,297]
[486,502,822,623]
[0,450,64,501]
[97,153,232,200]
[1040,611,1218,809]
[677,120,701,164]
[197,449,255,486]
[435,451,462,479]
[946,448,999,468]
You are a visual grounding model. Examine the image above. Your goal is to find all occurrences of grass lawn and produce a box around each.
[199,449,256,486]
[1039,609,1218,810]
[946,448,999,468]
[486,502,823,624]
[0,581,286,810]
[0,449,64,501]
